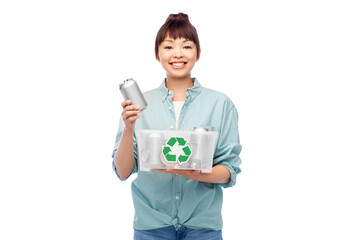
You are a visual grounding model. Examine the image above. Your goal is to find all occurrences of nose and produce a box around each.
[173,46,183,58]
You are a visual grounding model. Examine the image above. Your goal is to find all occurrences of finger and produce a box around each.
[122,110,140,120]
[122,109,140,116]
[121,99,132,108]
[128,115,140,122]
[163,169,179,174]
[170,169,200,175]
[154,169,174,173]
[124,104,140,111]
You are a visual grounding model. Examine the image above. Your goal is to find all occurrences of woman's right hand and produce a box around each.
[121,99,140,132]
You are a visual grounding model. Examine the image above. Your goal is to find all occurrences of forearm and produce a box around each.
[157,165,231,184]
[190,165,230,184]
[113,128,135,180]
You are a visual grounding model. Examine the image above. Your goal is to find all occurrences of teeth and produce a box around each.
[172,62,185,66]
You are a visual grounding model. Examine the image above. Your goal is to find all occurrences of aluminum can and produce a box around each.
[190,127,209,166]
[147,132,164,164]
[192,127,209,132]
[119,78,147,111]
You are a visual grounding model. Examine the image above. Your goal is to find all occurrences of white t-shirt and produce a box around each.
[172,101,185,129]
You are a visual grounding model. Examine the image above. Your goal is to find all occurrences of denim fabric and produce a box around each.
[134,226,222,240]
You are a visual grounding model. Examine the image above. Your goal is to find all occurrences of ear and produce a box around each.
[196,48,201,61]
[156,53,160,62]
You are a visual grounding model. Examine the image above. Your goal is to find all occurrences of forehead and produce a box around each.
[162,36,194,44]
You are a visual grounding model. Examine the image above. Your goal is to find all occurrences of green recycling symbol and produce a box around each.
[161,136,192,164]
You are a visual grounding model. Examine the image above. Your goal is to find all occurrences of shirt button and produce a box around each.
[169,106,172,110]
[175,195,179,200]
[170,126,174,129]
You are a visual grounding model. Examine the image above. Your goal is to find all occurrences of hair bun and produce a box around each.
[165,13,189,22]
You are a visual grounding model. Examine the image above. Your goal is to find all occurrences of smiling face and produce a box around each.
[158,36,200,81]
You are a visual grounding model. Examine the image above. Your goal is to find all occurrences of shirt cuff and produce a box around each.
[112,160,135,181]
[217,162,240,188]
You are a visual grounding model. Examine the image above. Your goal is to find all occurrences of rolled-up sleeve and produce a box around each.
[213,101,242,188]
[111,119,138,181]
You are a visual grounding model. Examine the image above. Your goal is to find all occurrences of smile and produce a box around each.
[170,62,187,69]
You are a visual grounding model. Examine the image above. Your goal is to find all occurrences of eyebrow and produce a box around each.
[164,39,191,43]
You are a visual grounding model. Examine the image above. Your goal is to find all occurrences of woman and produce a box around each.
[112,13,241,240]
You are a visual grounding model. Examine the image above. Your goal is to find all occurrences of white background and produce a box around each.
[1,0,359,239]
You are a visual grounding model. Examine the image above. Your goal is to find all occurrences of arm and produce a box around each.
[113,100,140,180]
[155,165,230,184]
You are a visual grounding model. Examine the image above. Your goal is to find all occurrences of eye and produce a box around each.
[164,46,173,49]
[184,46,192,49]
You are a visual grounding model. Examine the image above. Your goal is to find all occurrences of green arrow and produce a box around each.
[163,146,171,155]
[182,146,191,155]
[165,154,176,162]
[178,155,189,163]
[167,137,177,147]
[176,137,186,146]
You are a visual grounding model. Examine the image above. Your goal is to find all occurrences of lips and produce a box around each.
[170,61,187,69]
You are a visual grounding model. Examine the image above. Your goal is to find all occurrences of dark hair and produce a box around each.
[155,13,201,60]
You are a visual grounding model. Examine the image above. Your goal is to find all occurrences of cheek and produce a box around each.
[159,52,171,62]
[186,51,198,61]
[160,58,169,66]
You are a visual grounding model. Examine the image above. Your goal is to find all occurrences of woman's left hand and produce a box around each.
[154,169,201,179]
[154,165,231,184]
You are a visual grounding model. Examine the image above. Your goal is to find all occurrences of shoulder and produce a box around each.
[200,86,236,110]
[143,87,162,102]
[143,88,158,96]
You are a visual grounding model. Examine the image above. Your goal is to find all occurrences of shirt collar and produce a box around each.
[159,78,202,102]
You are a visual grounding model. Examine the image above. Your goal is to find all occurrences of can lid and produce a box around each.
[147,132,164,138]
[193,127,209,132]
[119,78,136,90]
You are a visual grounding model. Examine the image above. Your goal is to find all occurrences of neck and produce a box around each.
[165,76,194,101]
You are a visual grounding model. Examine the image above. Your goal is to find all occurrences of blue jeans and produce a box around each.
[134,225,222,240]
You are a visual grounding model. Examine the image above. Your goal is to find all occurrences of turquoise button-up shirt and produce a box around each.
[112,78,241,231]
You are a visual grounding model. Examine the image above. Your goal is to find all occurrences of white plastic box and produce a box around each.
[135,129,218,173]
